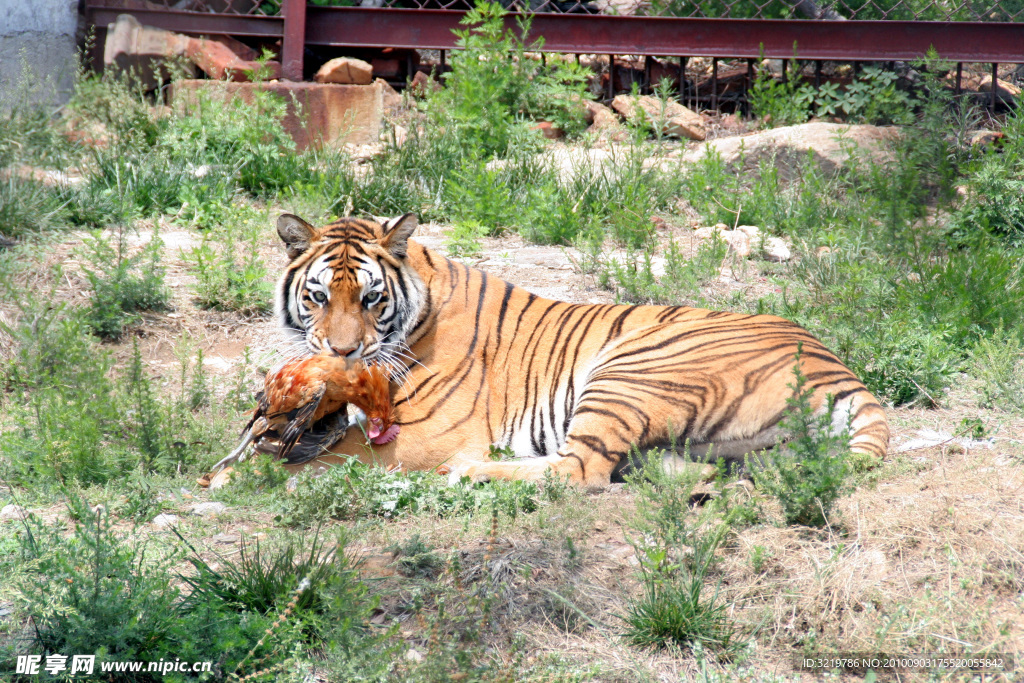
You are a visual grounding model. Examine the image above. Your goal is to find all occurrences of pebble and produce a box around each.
[190,502,227,517]
[152,513,179,528]
[0,504,27,521]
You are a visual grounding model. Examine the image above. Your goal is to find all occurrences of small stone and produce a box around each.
[390,124,408,147]
[593,519,607,531]
[0,504,28,521]
[532,121,563,139]
[213,533,239,544]
[314,57,373,85]
[409,70,440,97]
[405,649,424,663]
[763,236,792,262]
[190,502,227,517]
[736,225,761,239]
[152,513,179,528]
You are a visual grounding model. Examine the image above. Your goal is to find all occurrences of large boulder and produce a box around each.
[682,122,899,180]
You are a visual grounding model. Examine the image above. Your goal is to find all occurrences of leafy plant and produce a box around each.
[187,204,272,315]
[622,446,741,657]
[753,346,853,527]
[79,227,170,340]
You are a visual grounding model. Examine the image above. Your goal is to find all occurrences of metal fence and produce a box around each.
[84,0,1024,112]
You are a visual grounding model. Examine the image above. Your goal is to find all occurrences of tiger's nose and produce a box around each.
[330,342,363,359]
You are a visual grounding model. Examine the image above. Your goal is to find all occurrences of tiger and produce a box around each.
[214,212,889,489]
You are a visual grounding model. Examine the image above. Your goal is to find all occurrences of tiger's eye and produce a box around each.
[310,290,327,304]
[364,291,382,306]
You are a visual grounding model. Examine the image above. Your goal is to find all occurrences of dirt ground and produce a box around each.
[3,194,1024,682]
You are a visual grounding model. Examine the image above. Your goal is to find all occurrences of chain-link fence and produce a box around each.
[86,0,1024,21]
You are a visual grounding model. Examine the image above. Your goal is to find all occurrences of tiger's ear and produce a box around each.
[379,213,418,259]
[277,214,318,260]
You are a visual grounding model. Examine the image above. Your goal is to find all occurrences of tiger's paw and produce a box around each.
[445,464,490,486]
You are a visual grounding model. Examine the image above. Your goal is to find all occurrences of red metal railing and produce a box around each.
[84,0,1024,109]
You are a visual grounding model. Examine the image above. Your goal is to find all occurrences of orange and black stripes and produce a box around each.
[270,213,890,486]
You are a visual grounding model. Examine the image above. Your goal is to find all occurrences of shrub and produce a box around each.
[12,497,296,681]
[80,228,170,340]
[753,346,853,527]
[621,448,741,657]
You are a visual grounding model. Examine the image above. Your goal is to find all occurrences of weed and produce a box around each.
[79,227,170,339]
[602,233,727,305]
[753,346,852,527]
[187,205,272,315]
[622,448,741,657]
[0,174,66,239]
[424,1,590,160]
[748,59,813,127]
[177,527,373,646]
[969,326,1024,412]
[276,456,555,526]
[389,534,446,578]
[12,495,291,679]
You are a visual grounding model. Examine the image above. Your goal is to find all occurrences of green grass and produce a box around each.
[2,8,1024,680]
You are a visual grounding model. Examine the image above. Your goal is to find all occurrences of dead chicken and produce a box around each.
[210,356,399,473]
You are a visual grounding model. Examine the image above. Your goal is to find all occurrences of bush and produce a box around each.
[12,497,298,681]
[80,228,170,340]
[753,347,853,527]
[621,448,741,657]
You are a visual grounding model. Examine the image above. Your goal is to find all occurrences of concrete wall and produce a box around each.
[0,0,81,107]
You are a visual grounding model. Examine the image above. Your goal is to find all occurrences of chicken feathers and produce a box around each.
[211,356,398,472]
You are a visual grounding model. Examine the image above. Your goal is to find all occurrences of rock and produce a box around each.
[585,100,628,141]
[970,75,1021,100]
[408,70,440,97]
[376,78,402,110]
[762,236,792,262]
[0,504,28,521]
[532,121,563,139]
[314,57,373,85]
[611,94,706,141]
[212,533,239,544]
[405,649,424,663]
[152,513,179,528]
[682,122,899,181]
[190,502,227,517]
[969,130,1005,148]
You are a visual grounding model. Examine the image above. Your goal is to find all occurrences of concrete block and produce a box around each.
[171,80,383,150]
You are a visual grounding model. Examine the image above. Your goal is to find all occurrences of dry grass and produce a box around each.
[2,210,1024,682]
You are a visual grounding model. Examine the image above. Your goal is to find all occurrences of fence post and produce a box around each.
[282,0,307,81]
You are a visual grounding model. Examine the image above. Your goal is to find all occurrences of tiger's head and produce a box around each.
[274,213,423,373]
